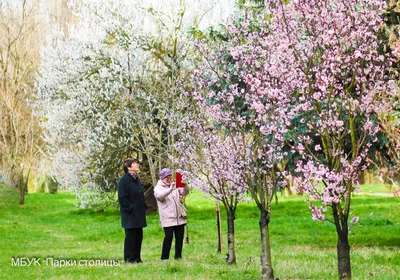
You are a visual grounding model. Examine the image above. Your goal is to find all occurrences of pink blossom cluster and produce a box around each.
[173,118,249,202]
[294,159,355,220]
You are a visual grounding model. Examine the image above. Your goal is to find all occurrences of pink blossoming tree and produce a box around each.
[174,118,248,264]
[260,0,392,279]
[186,18,293,279]
[186,0,393,279]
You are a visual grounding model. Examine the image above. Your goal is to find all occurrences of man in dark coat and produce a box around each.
[118,158,147,263]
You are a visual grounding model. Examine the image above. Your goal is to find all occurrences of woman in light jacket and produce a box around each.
[154,168,189,260]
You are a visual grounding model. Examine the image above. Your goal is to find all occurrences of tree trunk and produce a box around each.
[285,177,293,196]
[337,231,351,279]
[17,174,26,205]
[259,208,274,280]
[226,208,236,264]
[19,178,27,205]
[19,170,31,205]
[216,200,222,253]
[284,185,292,196]
[19,185,25,205]
[358,171,365,185]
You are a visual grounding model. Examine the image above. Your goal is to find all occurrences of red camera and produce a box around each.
[175,172,185,188]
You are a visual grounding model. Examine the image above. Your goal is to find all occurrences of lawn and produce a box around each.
[0,183,399,279]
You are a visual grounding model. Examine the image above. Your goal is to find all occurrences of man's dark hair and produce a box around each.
[123,158,137,173]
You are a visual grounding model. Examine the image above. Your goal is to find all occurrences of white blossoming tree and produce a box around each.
[36,0,235,209]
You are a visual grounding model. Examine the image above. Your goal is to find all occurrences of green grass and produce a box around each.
[0,183,399,279]
[359,183,395,194]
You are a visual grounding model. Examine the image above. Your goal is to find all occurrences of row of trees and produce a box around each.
[175,1,395,279]
[1,0,399,279]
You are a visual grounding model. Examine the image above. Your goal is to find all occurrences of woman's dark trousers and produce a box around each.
[161,224,185,260]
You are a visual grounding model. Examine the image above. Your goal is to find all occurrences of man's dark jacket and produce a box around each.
[118,172,147,229]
